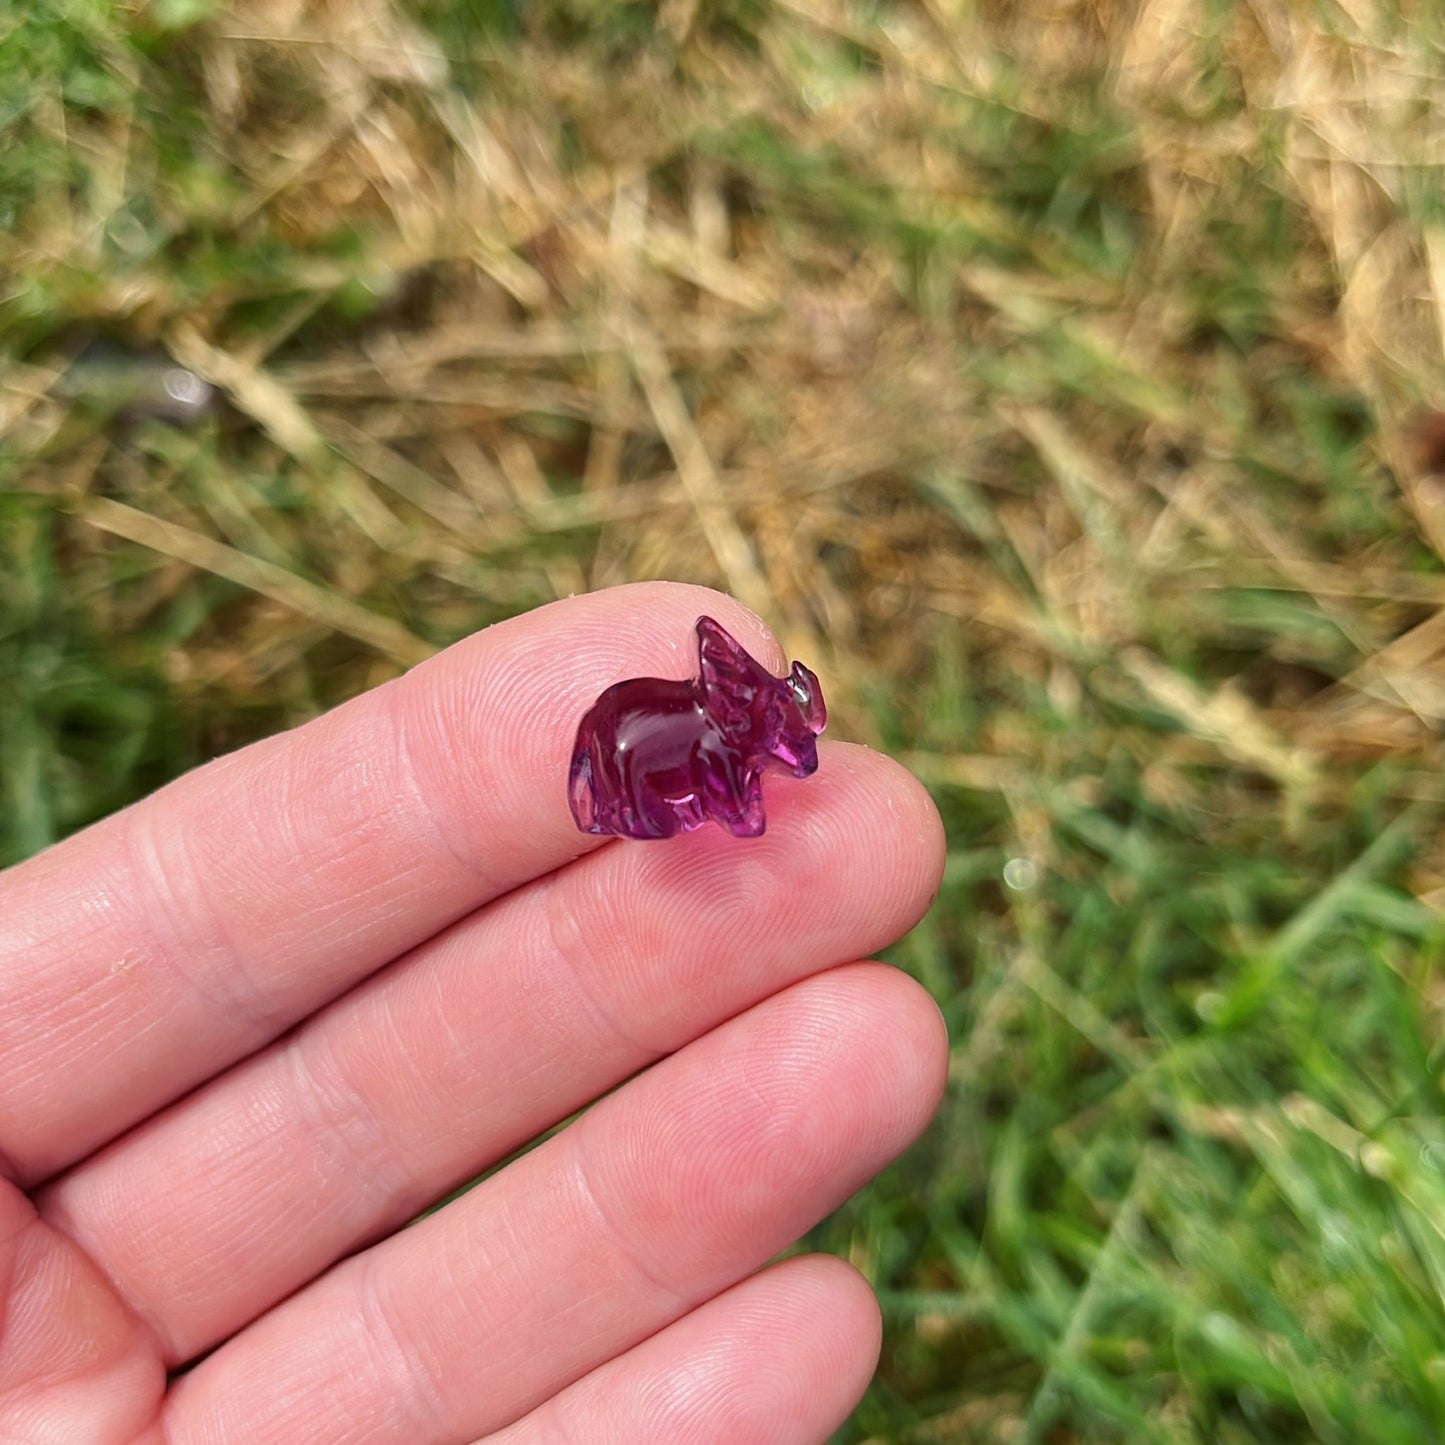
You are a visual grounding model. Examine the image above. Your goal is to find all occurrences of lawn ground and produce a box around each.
[5,2,1445,1440]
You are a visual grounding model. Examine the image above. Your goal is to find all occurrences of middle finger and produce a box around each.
[39,743,942,1363]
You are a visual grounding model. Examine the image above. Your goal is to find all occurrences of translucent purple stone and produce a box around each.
[569,616,827,839]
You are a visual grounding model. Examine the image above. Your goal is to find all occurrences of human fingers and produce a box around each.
[480,1255,882,1445]
[41,745,942,1361]
[0,584,782,1183]
[0,1178,162,1440]
[159,964,947,1445]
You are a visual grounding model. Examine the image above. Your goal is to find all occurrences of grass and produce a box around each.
[5,0,1445,1438]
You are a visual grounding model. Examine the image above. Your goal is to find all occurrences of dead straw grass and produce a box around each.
[5,1,1440,772]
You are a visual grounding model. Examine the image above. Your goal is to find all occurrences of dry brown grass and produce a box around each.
[6,2,1440,777]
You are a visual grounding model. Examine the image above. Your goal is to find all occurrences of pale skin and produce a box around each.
[0,583,948,1445]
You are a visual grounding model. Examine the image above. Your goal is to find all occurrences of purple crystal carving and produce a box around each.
[569,616,827,840]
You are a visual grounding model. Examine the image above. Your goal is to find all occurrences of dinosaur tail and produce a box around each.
[568,750,601,833]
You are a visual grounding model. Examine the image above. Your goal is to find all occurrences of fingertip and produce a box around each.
[506,582,789,689]
[728,1254,884,1433]
[791,741,946,932]
[766,1252,884,1371]
[838,960,951,1130]
[890,748,948,902]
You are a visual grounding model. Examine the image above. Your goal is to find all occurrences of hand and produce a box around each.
[0,584,946,1445]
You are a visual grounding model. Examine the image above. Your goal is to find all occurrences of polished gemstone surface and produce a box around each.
[568,616,827,839]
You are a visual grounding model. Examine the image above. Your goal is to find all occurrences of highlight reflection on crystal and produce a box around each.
[568,616,827,840]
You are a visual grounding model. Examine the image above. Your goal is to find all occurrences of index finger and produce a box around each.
[0,584,786,1185]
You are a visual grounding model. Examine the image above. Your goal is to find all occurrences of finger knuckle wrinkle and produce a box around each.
[568,1143,684,1312]
[121,801,281,1036]
[352,1253,452,1439]
[541,875,658,1061]
[283,1035,413,1212]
